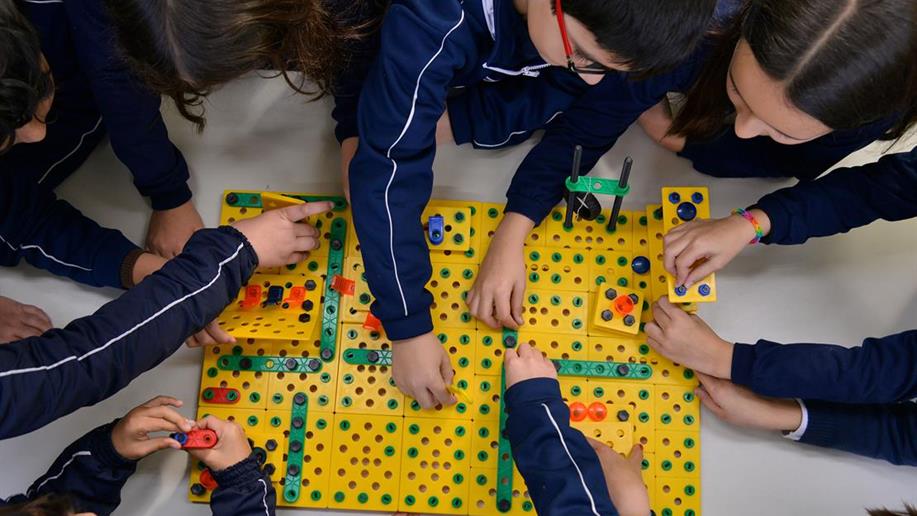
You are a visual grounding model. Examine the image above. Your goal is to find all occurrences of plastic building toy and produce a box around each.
[593,285,645,335]
[189,188,710,515]
[428,214,445,245]
[563,145,632,232]
[261,192,305,210]
[661,187,717,304]
[172,429,218,449]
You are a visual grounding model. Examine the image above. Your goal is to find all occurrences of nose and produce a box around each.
[578,73,603,86]
[732,111,766,140]
[15,118,47,144]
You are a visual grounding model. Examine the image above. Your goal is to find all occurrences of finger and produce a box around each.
[644,322,663,343]
[439,355,456,388]
[466,288,479,317]
[11,326,41,340]
[293,223,320,238]
[193,328,216,346]
[138,415,186,434]
[503,346,519,364]
[683,258,720,289]
[144,405,194,432]
[674,245,707,286]
[493,289,517,330]
[430,380,455,407]
[510,281,525,327]
[141,395,183,409]
[626,444,644,466]
[21,305,53,331]
[656,296,678,320]
[662,232,690,274]
[478,291,500,329]
[516,342,535,358]
[205,322,235,344]
[695,387,725,418]
[195,415,222,432]
[413,388,436,410]
[651,301,672,328]
[185,335,202,348]
[294,236,319,252]
[695,372,723,397]
[286,201,334,222]
[286,252,308,265]
[135,436,183,457]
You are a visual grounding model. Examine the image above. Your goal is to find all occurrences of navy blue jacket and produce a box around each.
[20,0,191,210]
[0,422,275,516]
[505,378,618,516]
[349,0,587,339]
[0,226,257,439]
[753,145,917,245]
[732,330,917,465]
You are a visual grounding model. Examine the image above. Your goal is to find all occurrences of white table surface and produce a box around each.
[1,75,915,515]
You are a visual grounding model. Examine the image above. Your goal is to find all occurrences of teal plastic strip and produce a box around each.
[216,354,322,373]
[319,218,347,362]
[224,192,348,211]
[282,392,308,503]
[553,359,652,380]
[496,369,514,513]
[342,348,393,366]
[564,176,631,197]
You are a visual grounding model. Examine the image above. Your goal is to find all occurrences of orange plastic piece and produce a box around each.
[587,402,608,422]
[614,295,635,315]
[199,469,218,490]
[569,402,588,422]
[362,312,382,331]
[331,275,355,296]
[284,286,306,304]
[242,285,262,309]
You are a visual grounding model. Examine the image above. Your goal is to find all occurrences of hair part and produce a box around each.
[671,0,917,141]
[0,0,54,152]
[105,0,384,131]
[558,0,718,76]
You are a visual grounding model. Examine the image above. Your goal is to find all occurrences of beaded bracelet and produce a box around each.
[733,208,764,244]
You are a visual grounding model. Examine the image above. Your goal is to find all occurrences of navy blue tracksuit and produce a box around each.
[732,330,917,466]
[0,422,275,516]
[506,378,619,515]
[0,226,257,439]
[349,0,604,340]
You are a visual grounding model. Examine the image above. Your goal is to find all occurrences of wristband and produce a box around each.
[732,208,764,244]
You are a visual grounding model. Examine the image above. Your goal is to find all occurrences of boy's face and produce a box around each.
[1,53,54,151]
[523,0,627,85]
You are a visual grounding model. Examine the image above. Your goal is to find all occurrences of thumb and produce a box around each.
[683,258,719,289]
[626,444,644,467]
[285,201,334,222]
[510,283,525,327]
[136,437,182,458]
[695,386,725,417]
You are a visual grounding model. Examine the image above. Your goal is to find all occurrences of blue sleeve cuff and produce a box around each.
[379,307,434,341]
[749,197,790,245]
[211,454,264,489]
[729,342,757,387]
[97,232,143,290]
[90,421,138,471]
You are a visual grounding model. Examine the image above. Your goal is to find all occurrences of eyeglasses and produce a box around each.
[554,0,615,75]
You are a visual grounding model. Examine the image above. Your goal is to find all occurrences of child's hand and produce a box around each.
[587,441,650,516]
[146,201,206,258]
[392,332,456,409]
[111,396,195,460]
[663,209,770,288]
[231,202,333,268]
[0,295,52,343]
[187,415,253,471]
[504,342,556,388]
[695,372,802,432]
[467,212,533,329]
[185,320,236,347]
[645,297,733,379]
[636,100,685,153]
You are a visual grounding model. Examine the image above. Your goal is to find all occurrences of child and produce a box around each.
[468,0,915,327]
[0,396,275,516]
[646,296,917,467]
[349,0,718,408]
[0,0,197,340]
[504,342,650,516]
[0,202,331,439]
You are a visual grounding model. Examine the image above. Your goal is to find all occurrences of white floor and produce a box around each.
[1,74,916,515]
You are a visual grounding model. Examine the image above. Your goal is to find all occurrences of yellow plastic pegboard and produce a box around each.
[340,256,373,323]
[470,418,499,468]
[403,328,476,419]
[544,207,635,250]
[216,274,322,340]
[655,383,701,432]
[471,376,502,423]
[654,476,701,516]
[587,333,650,364]
[570,420,633,454]
[423,205,473,252]
[524,247,590,292]
[655,430,700,478]
[399,418,472,514]
[480,202,547,251]
[428,264,477,329]
[328,414,404,511]
[592,285,645,335]
[468,468,535,515]
[559,378,655,453]
[521,289,587,334]
[661,187,716,304]
[199,340,270,410]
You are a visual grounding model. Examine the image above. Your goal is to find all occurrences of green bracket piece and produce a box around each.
[501,328,518,349]
[564,176,630,198]
[283,392,309,503]
[496,369,514,513]
[552,359,652,380]
[319,217,347,362]
[224,192,348,211]
[342,348,393,366]
[216,354,323,373]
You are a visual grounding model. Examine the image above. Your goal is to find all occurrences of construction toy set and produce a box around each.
[188,184,716,515]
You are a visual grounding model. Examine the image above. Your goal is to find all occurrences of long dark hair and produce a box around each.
[671,0,917,141]
[0,0,54,152]
[104,0,385,130]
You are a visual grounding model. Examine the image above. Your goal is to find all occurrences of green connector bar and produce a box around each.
[342,348,393,366]
[495,369,514,513]
[501,327,518,349]
[552,359,652,380]
[283,392,308,503]
[319,218,347,362]
[564,176,630,198]
[224,191,348,211]
[216,354,323,373]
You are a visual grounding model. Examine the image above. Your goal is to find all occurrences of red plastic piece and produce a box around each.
[242,285,262,309]
[202,387,239,404]
[587,402,608,422]
[569,402,588,422]
[613,295,634,315]
[179,429,218,449]
[362,312,382,331]
[199,468,219,490]
[331,275,355,296]
[284,286,306,304]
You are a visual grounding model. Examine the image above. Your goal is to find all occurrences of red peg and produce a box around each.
[242,285,262,309]
[587,402,608,422]
[569,402,588,422]
[284,286,306,304]
[331,275,355,296]
[613,295,635,315]
[362,312,382,331]
[199,468,219,490]
[172,428,218,449]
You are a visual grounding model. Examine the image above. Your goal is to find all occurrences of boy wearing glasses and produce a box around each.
[349,0,718,408]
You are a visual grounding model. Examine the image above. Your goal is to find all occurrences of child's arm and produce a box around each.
[647,298,917,403]
[0,202,329,439]
[0,165,141,289]
[504,344,621,516]
[1,396,191,515]
[188,416,276,516]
